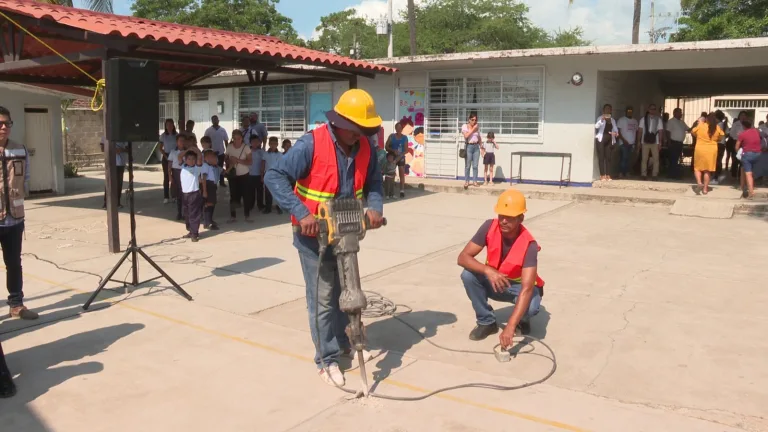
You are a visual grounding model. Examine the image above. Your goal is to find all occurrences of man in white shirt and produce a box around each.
[665,108,690,179]
[638,104,664,180]
[203,115,229,187]
[616,106,639,178]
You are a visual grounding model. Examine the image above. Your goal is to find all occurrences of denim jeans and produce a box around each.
[464,144,480,183]
[619,144,634,176]
[667,140,684,178]
[299,248,350,368]
[460,269,541,326]
[0,222,24,307]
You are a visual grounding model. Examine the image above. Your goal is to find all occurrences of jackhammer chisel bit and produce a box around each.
[312,198,386,398]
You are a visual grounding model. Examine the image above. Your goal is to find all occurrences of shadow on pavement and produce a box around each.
[0,323,144,428]
[211,257,285,277]
[365,310,457,382]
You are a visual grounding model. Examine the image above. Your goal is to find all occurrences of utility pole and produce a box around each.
[648,0,674,44]
[387,0,393,58]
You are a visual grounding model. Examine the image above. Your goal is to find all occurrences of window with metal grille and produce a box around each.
[427,69,544,141]
[714,99,768,109]
[188,89,209,102]
[237,85,306,137]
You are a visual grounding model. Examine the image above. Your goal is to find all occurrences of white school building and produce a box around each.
[184,37,768,186]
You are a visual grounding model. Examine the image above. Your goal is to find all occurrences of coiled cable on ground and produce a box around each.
[314,258,558,402]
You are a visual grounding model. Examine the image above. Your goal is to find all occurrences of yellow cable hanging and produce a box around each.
[0,10,105,112]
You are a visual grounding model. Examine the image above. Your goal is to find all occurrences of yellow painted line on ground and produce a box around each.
[19,270,588,432]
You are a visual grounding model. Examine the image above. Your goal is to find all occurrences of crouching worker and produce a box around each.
[264,89,384,387]
[457,189,544,347]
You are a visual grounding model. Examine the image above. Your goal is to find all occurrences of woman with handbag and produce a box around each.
[461,112,481,189]
[225,129,254,223]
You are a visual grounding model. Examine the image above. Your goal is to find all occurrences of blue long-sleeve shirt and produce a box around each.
[264,123,384,256]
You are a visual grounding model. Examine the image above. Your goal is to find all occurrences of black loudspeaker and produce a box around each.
[106,59,159,142]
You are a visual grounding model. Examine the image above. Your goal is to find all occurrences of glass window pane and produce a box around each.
[262,86,282,107]
[239,88,259,110]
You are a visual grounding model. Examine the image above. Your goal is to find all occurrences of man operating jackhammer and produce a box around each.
[457,189,544,348]
[264,89,385,387]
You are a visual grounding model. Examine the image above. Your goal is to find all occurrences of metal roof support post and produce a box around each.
[102,56,121,253]
[348,75,358,89]
[178,88,186,133]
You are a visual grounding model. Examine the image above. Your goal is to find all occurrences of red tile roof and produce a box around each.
[0,0,395,74]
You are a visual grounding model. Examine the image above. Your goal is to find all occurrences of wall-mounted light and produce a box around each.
[216,101,224,115]
[569,73,584,86]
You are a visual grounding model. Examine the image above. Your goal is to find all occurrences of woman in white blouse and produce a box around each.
[595,104,619,181]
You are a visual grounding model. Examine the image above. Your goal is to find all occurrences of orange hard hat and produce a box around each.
[494,189,527,217]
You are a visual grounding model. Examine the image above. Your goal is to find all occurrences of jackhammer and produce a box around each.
[295,198,386,397]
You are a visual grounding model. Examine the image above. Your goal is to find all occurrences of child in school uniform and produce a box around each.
[383,152,397,199]
[281,139,292,153]
[202,150,220,231]
[262,137,283,214]
[248,134,265,213]
[168,134,185,220]
[200,135,213,152]
[481,131,499,185]
[180,150,205,242]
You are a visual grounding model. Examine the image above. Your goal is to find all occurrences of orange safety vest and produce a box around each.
[291,124,371,228]
[485,220,545,288]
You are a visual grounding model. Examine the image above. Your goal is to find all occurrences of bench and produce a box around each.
[509,151,573,188]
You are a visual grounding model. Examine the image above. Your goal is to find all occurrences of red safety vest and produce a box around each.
[485,220,545,288]
[291,124,371,228]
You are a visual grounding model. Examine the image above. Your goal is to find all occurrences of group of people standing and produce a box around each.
[156,113,291,240]
[595,104,766,194]
[690,110,765,198]
[594,103,673,181]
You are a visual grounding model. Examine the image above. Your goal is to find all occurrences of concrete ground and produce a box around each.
[1,171,766,432]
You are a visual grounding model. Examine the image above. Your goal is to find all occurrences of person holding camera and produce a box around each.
[595,104,618,181]
[462,112,481,189]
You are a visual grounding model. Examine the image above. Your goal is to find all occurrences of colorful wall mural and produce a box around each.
[397,89,426,177]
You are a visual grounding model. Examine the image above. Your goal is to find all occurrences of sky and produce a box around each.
[110,0,683,46]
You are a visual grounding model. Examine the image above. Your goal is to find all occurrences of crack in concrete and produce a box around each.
[586,301,638,389]
[578,390,767,432]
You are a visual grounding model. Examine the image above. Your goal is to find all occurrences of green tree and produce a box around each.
[311,0,588,58]
[670,0,768,42]
[131,0,301,44]
[130,0,194,24]
[40,0,113,14]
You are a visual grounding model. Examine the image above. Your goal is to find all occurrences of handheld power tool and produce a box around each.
[295,198,386,397]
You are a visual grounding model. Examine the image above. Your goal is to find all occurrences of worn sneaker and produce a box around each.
[400,191,405,198]
[0,371,16,399]
[163,198,169,204]
[10,306,38,320]
[469,322,499,341]
[191,236,199,243]
[318,363,345,387]
[209,224,220,231]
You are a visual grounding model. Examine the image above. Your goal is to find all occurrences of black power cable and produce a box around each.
[313,246,557,402]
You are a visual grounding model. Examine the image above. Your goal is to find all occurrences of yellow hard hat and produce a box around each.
[332,89,382,130]
[494,189,527,217]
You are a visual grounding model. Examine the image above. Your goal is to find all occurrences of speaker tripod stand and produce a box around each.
[83,142,193,310]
